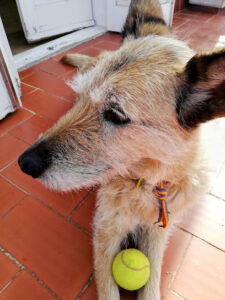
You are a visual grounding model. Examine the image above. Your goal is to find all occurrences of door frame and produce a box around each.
[12,0,107,71]
[0,18,21,104]
[15,0,95,43]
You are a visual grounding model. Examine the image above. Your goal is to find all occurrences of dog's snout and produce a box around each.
[18,144,51,178]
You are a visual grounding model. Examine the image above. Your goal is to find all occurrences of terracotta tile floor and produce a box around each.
[0,8,225,300]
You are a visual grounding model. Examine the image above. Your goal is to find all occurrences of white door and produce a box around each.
[15,0,95,42]
[0,18,21,120]
[107,0,175,32]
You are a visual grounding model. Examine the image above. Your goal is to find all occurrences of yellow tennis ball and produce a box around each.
[112,249,150,291]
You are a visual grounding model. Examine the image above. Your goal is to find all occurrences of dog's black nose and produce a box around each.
[18,144,51,178]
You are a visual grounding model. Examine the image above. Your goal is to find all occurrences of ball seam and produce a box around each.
[120,251,149,271]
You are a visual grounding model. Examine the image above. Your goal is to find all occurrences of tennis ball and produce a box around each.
[112,249,150,291]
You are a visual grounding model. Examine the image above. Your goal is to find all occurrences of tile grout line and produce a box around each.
[21,76,75,104]
[178,226,225,252]
[168,289,186,300]
[21,106,58,123]
[0,173,92,237]
[26,269,61,300]
[208,192,225,202]
[33,67,75,81]
[0,269,23,295]
[170,18,189,31]
[8,132,32,146]
[0,158,20,173]
[21,85,40,97]
[19,71,35,80]
[0,246,61,299]
[0,196,26,220]
[0,112,34,137]
[21,81,39,89]
[0,174,30,196]
[74,272,95,300]
[0,246,25,269]
[66,186,96,219]
[67,219,92,237]
[7,132,31,146]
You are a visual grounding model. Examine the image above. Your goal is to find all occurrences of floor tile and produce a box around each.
[52,44,88,61]
[189,26,212,41]
[79,47,103,57]
[211,162,225,200]
[80,279,97,300]
[19,67,36,80]
[10,115,53,145]
[61,69,78,81]
[187,36,207,51]
[179,194,225,251]
[22,71,76,102]
[75,38,103,49]
[70,190,97,234]
[95,40,120,51]
[34,58,75,77]
[0,251,19,291]
[0,270,56,300]
[2,161,88,216]
[0,135,28,170]
[21,89,73,122]
[200,118,225,189]
[21,83,37,97]
[0,197,93,299]
[172,237,225,300]
[161,228,192,297]
[176,11,213,21]
[0,176,25,218]
[206,14,225,30]
[164,291,183,300]
[171,16,189,29]
[200,40,219,51]
[99,32,122,43]
[0,109,33,136]
[173,19,202,41]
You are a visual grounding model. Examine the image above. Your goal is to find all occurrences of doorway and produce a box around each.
[0,0,56,55]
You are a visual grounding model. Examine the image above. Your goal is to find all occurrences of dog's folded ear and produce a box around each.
[176,48,225,129]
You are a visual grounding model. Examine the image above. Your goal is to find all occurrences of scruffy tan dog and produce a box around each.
[18,0,225,299]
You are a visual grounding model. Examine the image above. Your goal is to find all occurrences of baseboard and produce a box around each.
[188,4,225,14]
[14,26,107,71]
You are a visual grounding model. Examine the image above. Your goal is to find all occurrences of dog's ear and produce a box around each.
[176,48,225,129]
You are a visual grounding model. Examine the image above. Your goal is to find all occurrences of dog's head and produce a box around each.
[18,35,225,191]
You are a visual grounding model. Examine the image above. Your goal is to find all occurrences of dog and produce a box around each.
[18,0,225,299]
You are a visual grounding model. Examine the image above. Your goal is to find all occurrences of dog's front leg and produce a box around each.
[137,225,169,300]
[93,225,125,300]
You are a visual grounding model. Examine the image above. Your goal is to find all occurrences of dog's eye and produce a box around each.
[103,108,130,125]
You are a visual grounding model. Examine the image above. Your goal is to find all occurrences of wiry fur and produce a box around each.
[19,1,225,299]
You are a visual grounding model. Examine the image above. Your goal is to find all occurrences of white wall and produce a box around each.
[92,0,107,27]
